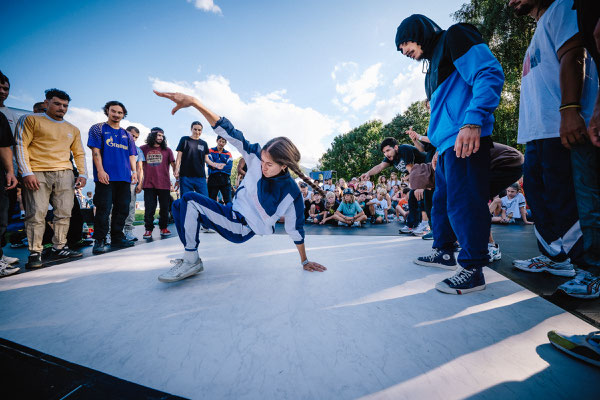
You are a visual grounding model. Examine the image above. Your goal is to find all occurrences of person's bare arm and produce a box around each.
[129,155,137,184]
[0,147,17,189]
[295,243,326,272]
[91,147,109,185]
[588,19,600,147]
[558,34,587,149]
[136,160,144,193]
[174,151,182,178]
[520,206,533,224]
[360,162,389,180]
[154,91,220,126]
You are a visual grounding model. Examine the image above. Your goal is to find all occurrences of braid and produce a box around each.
[288,164,326,197]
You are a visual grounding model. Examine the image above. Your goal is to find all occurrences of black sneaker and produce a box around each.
[92,239,108,255]
[111,237,135,249]
[26,252,44,269]
[414,248,457,270]
[435,267,486,294]
[49,246,82,260]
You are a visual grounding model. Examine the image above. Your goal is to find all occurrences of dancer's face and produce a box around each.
[398,41,423,60]
[261,151,286,177]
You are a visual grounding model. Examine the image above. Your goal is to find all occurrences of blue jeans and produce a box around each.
[179,176,208,197]
[571,143,600,269]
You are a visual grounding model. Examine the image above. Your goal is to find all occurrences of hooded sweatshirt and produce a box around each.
[212,117,305,244]
[395,14,505,155]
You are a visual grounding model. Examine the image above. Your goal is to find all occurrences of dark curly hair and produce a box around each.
[146,128,167,150]
[103,100,127,117]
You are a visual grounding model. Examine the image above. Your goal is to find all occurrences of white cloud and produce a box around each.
[151,75,345,167]
[371,63,426,123]
[332,62,383,111]
[66,107,151,183]
[187,0,222,14]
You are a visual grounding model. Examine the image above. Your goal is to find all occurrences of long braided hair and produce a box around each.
[263,137,326,197]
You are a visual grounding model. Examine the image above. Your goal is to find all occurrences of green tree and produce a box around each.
[318,100,431,180]
[453,0,535,148]
[319,120,384,179]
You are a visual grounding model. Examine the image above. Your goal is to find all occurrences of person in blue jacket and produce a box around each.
[207,135,233,203]
[153,90,327,283]
[395,14,505,294]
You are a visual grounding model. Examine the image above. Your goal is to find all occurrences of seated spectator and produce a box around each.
[499,183,533,224]
[489,193,505,224]
[307,191,325,223]
[338,178,348,190]
[334,188,366,227]
[347,177,358,190]
[334,185,344,202]
[390,184,401,209]
[394,188,410,221]
[322,178,334,192]
[319,192,339,225]
[388,172,401,192]
[368,188,390,224]
[359,174,373,192]
[377,175,387,191]
[299,182,312,219]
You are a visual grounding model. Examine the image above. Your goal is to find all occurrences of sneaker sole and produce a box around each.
[557,289,600,299]
[25,263,44,269]
[413,259,458,271]
[548,331,600,367]
[158,265,204,283]
[513,263,576,277]
[435,283,486,295]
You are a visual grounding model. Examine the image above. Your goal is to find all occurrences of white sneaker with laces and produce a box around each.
[412,221,431,236]
[488,243,501,262]
[0,260,19,277]
[158,258,204,283]
[513,255,575,277]
[557,270,600,299]
[1,254,19,265]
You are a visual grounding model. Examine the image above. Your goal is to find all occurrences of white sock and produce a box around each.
[184,250,199,263]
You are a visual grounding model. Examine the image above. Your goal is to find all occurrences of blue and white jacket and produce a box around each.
[395,15,505,155]
[212,117,305,244]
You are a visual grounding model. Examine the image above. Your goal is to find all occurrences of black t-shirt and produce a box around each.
[176,136,209,178]
[312,199,326,214]
[0,111,16,177]
[382,144,426,173]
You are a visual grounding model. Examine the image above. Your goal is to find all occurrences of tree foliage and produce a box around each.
[319,100,431,179]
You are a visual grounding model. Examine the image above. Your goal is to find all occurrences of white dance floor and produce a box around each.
[0,234,598,399]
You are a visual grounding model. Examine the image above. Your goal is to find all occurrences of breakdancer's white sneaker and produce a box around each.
[158,258,204,283]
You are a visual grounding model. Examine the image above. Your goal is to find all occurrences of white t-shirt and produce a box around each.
[370,198,388,216]
[517,0,598,144]
[322,183,334,192]
[364,181,373,191]
[501,193,526,219]
[0,107,20,134]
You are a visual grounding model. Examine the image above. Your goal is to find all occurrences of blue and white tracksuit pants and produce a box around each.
[172,192,255,252]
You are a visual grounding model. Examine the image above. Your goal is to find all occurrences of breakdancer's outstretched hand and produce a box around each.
[153,90,197,114]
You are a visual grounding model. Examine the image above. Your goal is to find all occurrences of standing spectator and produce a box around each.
[123,126,145,241]
[0,71,19,133]
[33,102,46,114]
[85,191,94,209]
[509,0,597,281]
[396,14,504,293]
[15,89,87,267]
[88,100,137,254]
[174,121,210,196]
[207,135,233,204]
[0,111,19,275]
[141,127,175,239]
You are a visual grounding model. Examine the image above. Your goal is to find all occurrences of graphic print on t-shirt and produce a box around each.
[146,151,164,165]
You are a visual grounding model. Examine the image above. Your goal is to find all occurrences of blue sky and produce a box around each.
[2,0,466,168]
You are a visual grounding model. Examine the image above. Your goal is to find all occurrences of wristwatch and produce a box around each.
[301,259,309,267]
